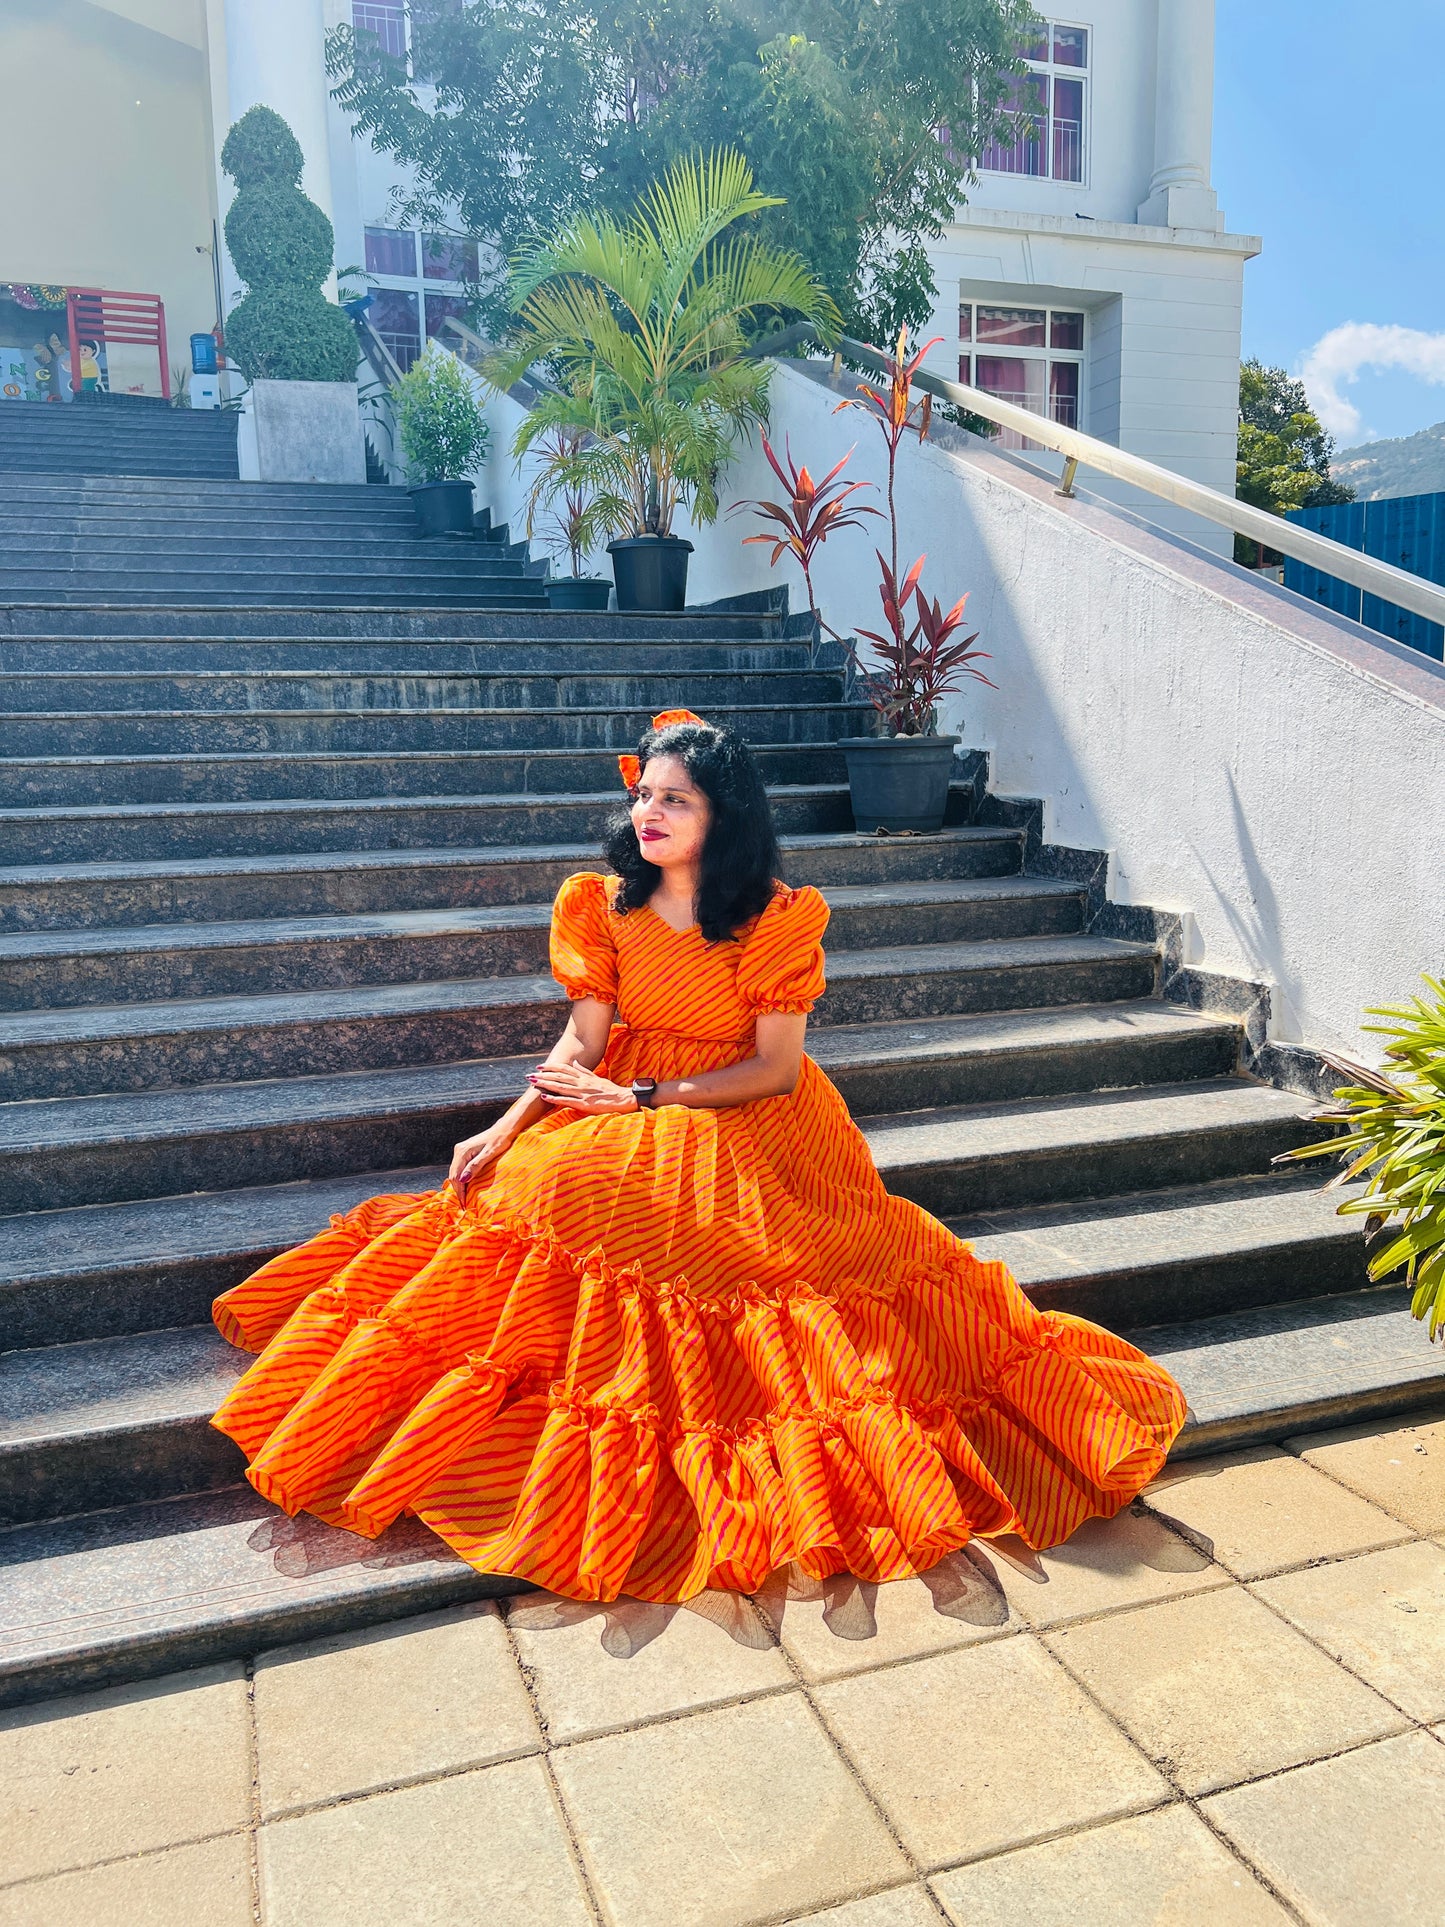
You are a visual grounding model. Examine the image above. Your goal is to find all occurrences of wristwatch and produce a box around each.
[631,1078,658,1110]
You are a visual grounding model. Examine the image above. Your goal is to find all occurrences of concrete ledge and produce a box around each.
[241,381,364,485]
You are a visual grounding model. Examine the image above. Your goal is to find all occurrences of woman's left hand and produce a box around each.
[529,1063,640,1115]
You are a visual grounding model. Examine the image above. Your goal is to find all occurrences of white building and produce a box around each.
[1,0,1255,543]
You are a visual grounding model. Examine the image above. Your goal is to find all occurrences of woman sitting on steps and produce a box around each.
[211,708,1187,1602]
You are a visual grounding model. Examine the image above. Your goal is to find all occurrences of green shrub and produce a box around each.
[220,106,304,187]
[222,105,356,385]
[396,350,490,483]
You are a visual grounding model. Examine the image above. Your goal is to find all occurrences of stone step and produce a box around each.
[1144,1285,1445,1457]
[0,932,1155,1104]
[0,825,1026,932]
[0,1484,507,1710]
[0,637,807,674]
[0,586,552,610]
[952,1173,1370,1330]
[10,1279,1441,1711]
[0,781,861,865]
[0,740,850,807]
[0,699,861,758]
[0,472,393,506]
[0,458,242,481]
[0,1326,244,1527]
[0,666,843,713]
[10,532,523,562]
[0,996,1211,1215]
[0,1080,1310,1525]
[0,545,534,580]
[0,606,785,642]
[0,878,1085,1010]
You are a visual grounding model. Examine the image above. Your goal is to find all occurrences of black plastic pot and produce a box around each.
[608,534,693,612]
[408,479,475,536]
[837,733,961,833]
[547,577,613,612]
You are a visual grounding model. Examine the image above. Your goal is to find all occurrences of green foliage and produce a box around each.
[1279,978,1445,1340]
[221,107,356,384]
[1235,357,1354,565]
[224,287,358,384]
[220,105,304,188]
[524,427,618,578]
[396,347,490,483]
[225,183,335,291]
[489,149,839,539]
[327,0,1035,338]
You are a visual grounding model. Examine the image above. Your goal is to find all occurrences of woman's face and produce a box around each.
[631,753,712,871]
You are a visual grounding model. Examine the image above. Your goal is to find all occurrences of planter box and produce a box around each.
[244,379,364,485]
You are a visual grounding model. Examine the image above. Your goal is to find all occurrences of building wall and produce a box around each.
[0,0,218,392]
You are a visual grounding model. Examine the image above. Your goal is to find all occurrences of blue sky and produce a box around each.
[1214,0,1445,447]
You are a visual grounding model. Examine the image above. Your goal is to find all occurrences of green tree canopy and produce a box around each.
[328,0,1036,339]
[1235,358,1353,565]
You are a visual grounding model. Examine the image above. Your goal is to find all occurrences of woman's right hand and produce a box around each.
[447,1123,516,1196]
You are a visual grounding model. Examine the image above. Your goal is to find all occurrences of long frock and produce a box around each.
[212,873,1188,1602]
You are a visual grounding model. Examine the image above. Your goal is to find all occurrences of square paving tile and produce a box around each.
[930,1803,1290,1925]
[509,1591,791,1740]
[1204,1730,1445,1925]
[259,1755,591,1927]
[755,1552,1013,1682]
[1290,1409,1445,1533]
[985,1503,1228,1627]
[1143,1445,1411,1578]
[550,1691,906,1927]
[1046,1585,1406,1796]
[782,1885,943,1927]
[813,1635,1165,1870]
[1255,1540,1445,1723]
[254,1601,539,1816]
[0,1665,250,1886]
[0,1834,252,1927]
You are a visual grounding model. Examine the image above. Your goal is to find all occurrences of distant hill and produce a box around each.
[1334,421,1445,501]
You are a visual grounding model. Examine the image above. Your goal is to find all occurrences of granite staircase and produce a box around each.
[0,396,240,482]
[0,579,1439,1707]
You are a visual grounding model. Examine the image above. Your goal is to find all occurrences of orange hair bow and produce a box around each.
[618,708,709,790]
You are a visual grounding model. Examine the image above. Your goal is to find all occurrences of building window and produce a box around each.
[352,2,407,61]
[959,299,1085,448]
[979,22,1088,184]
[364,226,477,371]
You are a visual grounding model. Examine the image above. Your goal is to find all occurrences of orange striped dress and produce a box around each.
[212,873,1187,1601]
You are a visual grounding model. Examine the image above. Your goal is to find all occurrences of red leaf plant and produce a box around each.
[729,434,878,636]
[834,324,940,586]
[855,550,995,737]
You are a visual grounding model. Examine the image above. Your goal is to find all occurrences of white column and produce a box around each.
[1137,0,1222,230]
[222,0,336,218]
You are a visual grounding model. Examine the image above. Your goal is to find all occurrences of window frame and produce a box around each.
[977,17,1091,188]
[958,295,1089,447]
[363,224,477,373]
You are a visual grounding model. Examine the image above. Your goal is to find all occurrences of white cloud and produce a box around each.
[1298,322,1445,444]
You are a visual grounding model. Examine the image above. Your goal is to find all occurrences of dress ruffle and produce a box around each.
[213,1189,1185,1603]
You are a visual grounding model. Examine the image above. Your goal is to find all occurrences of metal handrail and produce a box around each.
[809,333,1445,633]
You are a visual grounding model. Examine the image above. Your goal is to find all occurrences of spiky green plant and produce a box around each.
[487,150,839,539]
[1278,976,1445,1338]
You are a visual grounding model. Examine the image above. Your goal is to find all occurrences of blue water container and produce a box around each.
[190,331,218,375]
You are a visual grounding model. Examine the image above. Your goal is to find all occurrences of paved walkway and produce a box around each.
[3,1410,1444,1926]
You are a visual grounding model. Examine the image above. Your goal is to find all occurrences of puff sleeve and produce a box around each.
[549,872,619,1003]
[736,884,829,1015]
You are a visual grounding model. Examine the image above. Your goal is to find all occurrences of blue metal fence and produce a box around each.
[1284,493,1445,660]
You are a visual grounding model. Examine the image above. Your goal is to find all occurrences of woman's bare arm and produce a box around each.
[529,1011,808,1114]
[448,997,614,1186]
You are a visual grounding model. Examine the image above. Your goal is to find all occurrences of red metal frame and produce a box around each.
[66,288,170,400]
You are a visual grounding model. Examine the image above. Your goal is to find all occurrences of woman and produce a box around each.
[213,709,1187,1603]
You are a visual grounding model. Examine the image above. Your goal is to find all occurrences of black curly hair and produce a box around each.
[604,719,781,942]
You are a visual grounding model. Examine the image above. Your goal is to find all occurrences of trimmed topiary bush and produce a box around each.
[396,348,490,483]
[222,105,357,384]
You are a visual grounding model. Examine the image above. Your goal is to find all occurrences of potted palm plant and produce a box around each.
[396,346,491,535]
[524,425,614,611]
[835,327,994,831]
[488,149,839,611]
